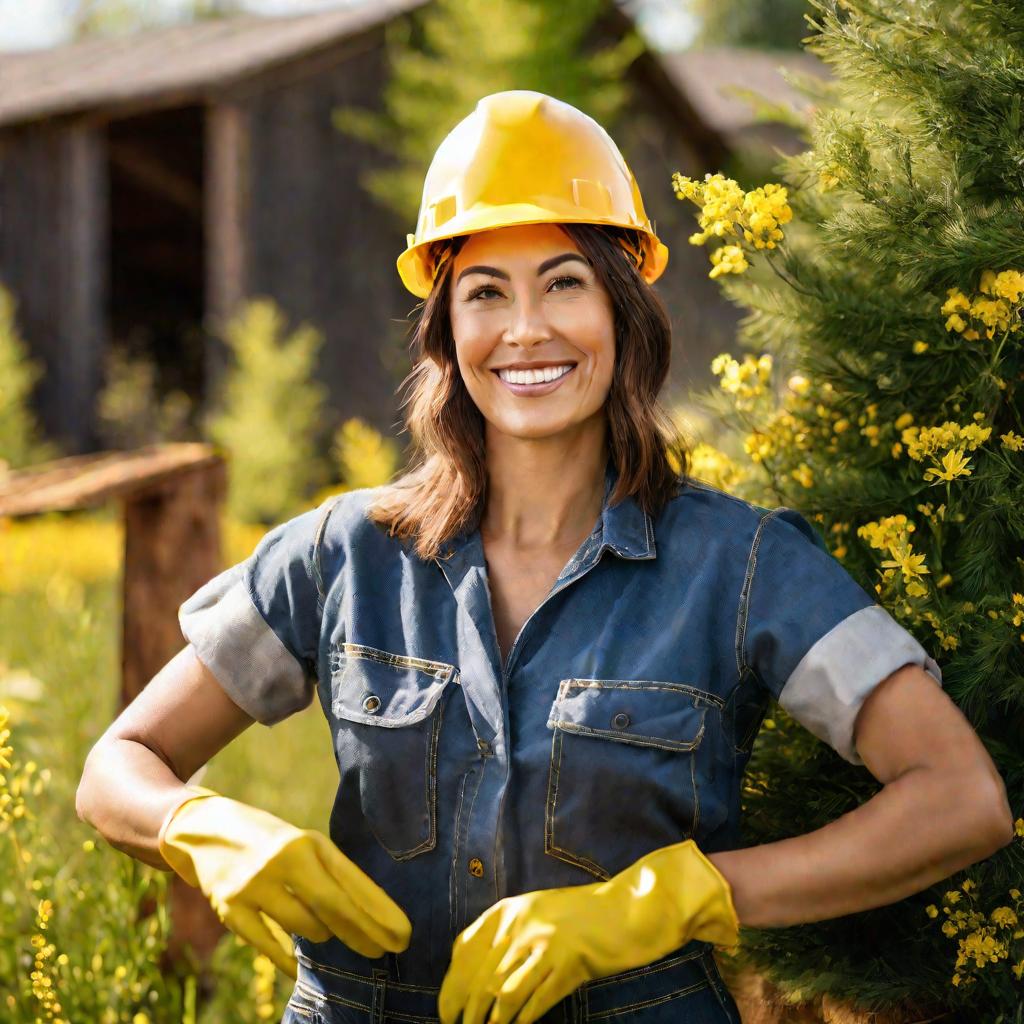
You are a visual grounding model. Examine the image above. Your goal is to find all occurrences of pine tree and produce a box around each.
[331,0,646,228]
[673,0,1024,1015]
[0,285,60,472]
[204,298,329,525]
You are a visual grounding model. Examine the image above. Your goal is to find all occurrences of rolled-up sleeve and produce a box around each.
[178,502,329,725]
[740,507,943,765]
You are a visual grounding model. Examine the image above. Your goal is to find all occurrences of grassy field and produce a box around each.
[0,507,338,1023]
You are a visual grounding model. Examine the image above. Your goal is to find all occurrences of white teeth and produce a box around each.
[497,364,574,385]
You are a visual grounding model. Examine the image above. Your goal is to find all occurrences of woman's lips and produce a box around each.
[492,365,577,396]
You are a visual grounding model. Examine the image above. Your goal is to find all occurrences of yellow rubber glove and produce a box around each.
[158,786,412,978]
[437,839,739,1024]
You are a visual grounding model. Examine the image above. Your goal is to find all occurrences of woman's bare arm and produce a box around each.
[707,663,1016,928]
[75,644,257,870]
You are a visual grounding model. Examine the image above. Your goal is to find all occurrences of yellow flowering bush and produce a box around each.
[671,172,793,279]
[941,269,1024,342]
[685,441,751,493]
[673,0,1024,1009]
[923,826,1024,992]
[0,701,184,1023]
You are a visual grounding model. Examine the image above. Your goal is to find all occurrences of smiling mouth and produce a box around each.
[492,363,577,395]
[493,363,576,383]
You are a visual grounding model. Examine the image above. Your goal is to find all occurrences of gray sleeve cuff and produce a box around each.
[777,604,943,766]
[178,564,315,726]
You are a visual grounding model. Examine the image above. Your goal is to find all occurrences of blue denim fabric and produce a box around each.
[179,460,943,1024]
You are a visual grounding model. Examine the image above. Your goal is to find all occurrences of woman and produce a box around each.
[76,91,1014,1024]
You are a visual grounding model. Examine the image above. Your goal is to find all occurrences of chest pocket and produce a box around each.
[330,643,459,861]
[545,678,712,881]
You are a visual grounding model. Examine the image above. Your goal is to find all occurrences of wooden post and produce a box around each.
[0,443,231,971]
[120,457,226,706]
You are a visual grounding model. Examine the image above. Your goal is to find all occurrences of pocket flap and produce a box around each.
[330,643,458,726]
[546,679,707,751]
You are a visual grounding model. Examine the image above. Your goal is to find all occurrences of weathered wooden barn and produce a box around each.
[0,0,825,455]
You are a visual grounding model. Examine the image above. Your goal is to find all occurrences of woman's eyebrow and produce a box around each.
[456,253,590,285]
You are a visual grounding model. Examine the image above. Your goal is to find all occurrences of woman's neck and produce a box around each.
[480,430,607,552]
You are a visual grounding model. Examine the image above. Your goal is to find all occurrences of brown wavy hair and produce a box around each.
[366,222,692,562]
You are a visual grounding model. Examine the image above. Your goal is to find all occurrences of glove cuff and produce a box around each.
[645,840,741,953]
[157,785,220,886]
[686,841,741,952]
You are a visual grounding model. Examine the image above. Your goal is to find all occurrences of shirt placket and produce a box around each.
[436,525,607,938]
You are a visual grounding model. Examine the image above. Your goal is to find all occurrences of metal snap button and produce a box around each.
[468,857,484,877]
[611,711,630,730]
[477,738,492,755]
[362,694,381,713]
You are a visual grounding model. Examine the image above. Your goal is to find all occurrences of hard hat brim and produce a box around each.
[397,213,669,299]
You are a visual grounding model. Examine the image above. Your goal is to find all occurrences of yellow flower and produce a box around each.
[925,904,939,918]
[791,463,814,488]
[912,340,929,354]
[923,449,972,482]
[942,288,971,316]
[1014,817,1024,837]
[990,269,1024,303]
[709,244,749,278]
[1000,431,1024,452]
[880,547,929,582]
[991,907,1017,928]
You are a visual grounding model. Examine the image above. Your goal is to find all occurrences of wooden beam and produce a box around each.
[0,442,221,515]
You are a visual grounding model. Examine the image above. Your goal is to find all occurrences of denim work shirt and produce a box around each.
[178,460,943,1024]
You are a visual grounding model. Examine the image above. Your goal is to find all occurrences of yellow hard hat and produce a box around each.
[396,90,669,298]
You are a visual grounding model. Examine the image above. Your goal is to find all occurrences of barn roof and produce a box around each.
[0,0,429,128]
[659,47,830,140]
[0,1,828,146]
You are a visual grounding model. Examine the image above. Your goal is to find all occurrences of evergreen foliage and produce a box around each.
[95,346,194,451]
[674,0,1024,1014]
[331,0,646,228]
[204,299,329,526]
[330,417,400,493]
[0,286,60,472]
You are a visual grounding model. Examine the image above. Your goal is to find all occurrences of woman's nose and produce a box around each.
[502,292,553,348]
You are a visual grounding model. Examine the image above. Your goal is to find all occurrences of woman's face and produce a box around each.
[448,223,616,443]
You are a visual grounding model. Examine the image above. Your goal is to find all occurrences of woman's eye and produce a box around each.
[468,275,582,301]
[549,274,582,291]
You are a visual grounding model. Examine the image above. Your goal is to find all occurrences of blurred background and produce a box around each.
[0,0,824,500]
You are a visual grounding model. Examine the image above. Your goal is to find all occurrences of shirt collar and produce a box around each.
[438,458,656,565]
[597,458,656,560]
